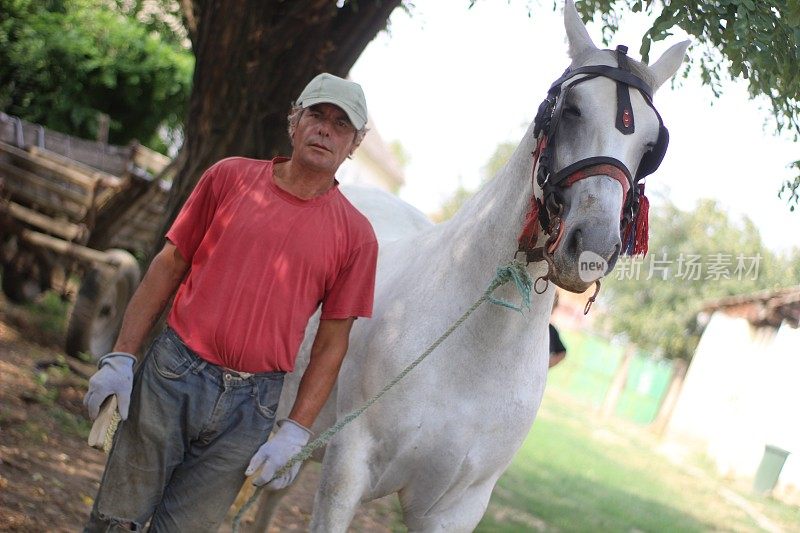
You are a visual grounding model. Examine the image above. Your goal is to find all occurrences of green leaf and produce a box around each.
[0,0,192,145]
[640,38,652,63]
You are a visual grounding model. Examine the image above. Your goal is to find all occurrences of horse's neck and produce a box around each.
[411,124,554,341]
[435,125,545,282]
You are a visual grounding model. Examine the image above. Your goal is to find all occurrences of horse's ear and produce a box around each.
[564,0,597,60]
[649,39,690,91]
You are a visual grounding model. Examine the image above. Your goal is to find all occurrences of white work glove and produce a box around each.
[83,353,136,420]
[245,419,312,490]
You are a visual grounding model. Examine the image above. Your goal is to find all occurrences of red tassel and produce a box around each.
[631,185,649,255]
[517,137,548,252]
[517,198,540,250]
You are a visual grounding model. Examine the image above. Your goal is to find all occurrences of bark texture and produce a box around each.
[157,0,402,253]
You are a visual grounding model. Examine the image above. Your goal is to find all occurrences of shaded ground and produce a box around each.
[0,296,400,532]
[0,315,102,531]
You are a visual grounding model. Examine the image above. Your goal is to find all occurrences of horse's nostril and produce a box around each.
[567,228,582,255]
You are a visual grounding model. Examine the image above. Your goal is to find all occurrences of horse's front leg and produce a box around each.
[309,434,371,533]
[242,462,309,532]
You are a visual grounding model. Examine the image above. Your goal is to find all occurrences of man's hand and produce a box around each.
[83,353,136,420]
[245,419,312,490]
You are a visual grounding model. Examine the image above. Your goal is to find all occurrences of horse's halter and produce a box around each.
[518,45,669,265]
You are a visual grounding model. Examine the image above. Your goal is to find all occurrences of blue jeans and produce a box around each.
[85,328,284,532]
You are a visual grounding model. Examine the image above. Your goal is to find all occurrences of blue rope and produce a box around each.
[486,261,533,312]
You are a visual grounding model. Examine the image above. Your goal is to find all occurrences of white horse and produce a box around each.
[255,1,689,530]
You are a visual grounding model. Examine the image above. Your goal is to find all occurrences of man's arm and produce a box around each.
[246,317,354,488]
[84,242,188,421]
[288,317,355,428]
[113,242,189,355]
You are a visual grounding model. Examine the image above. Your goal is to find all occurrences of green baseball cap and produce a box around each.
[296,73,368,130]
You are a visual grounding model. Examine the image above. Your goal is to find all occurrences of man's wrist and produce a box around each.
[279,418,313,440]
[97,352,137,369]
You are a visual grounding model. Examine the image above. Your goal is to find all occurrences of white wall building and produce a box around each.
[337,117,404,194]
[665,288,800,499]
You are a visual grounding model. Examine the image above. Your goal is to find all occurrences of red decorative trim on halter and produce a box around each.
[622,183,649,255]
[622,109,632,128]
[517,197,541,252]
[563,163,631,203]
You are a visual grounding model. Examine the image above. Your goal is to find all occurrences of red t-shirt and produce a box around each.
[165,157,378,373]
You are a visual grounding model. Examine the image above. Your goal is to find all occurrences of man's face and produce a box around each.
[291,103,357,175]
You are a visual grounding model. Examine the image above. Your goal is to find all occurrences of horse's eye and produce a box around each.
[563,105,581,117]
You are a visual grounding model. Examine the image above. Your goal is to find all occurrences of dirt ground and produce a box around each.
[0,296,400,532]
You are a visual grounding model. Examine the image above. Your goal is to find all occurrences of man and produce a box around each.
[83,73,378,531]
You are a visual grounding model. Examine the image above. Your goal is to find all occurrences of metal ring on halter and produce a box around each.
[534,276,549,294]
[583,280,602,315]
[534,230,561,294]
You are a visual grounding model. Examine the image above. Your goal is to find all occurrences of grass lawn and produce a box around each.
[477,389,800,532]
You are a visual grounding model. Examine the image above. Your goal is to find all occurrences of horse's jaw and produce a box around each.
[548,176,624,293]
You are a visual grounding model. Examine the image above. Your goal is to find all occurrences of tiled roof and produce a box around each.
[702,286,800,328]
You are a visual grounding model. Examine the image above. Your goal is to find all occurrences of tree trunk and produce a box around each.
[600,346,635,419]
[650,358,689,436]
[155,0,402,256]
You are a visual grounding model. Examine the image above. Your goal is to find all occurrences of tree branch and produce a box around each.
[180,0,199,47]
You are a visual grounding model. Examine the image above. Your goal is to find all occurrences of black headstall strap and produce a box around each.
[614,45,635,134]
